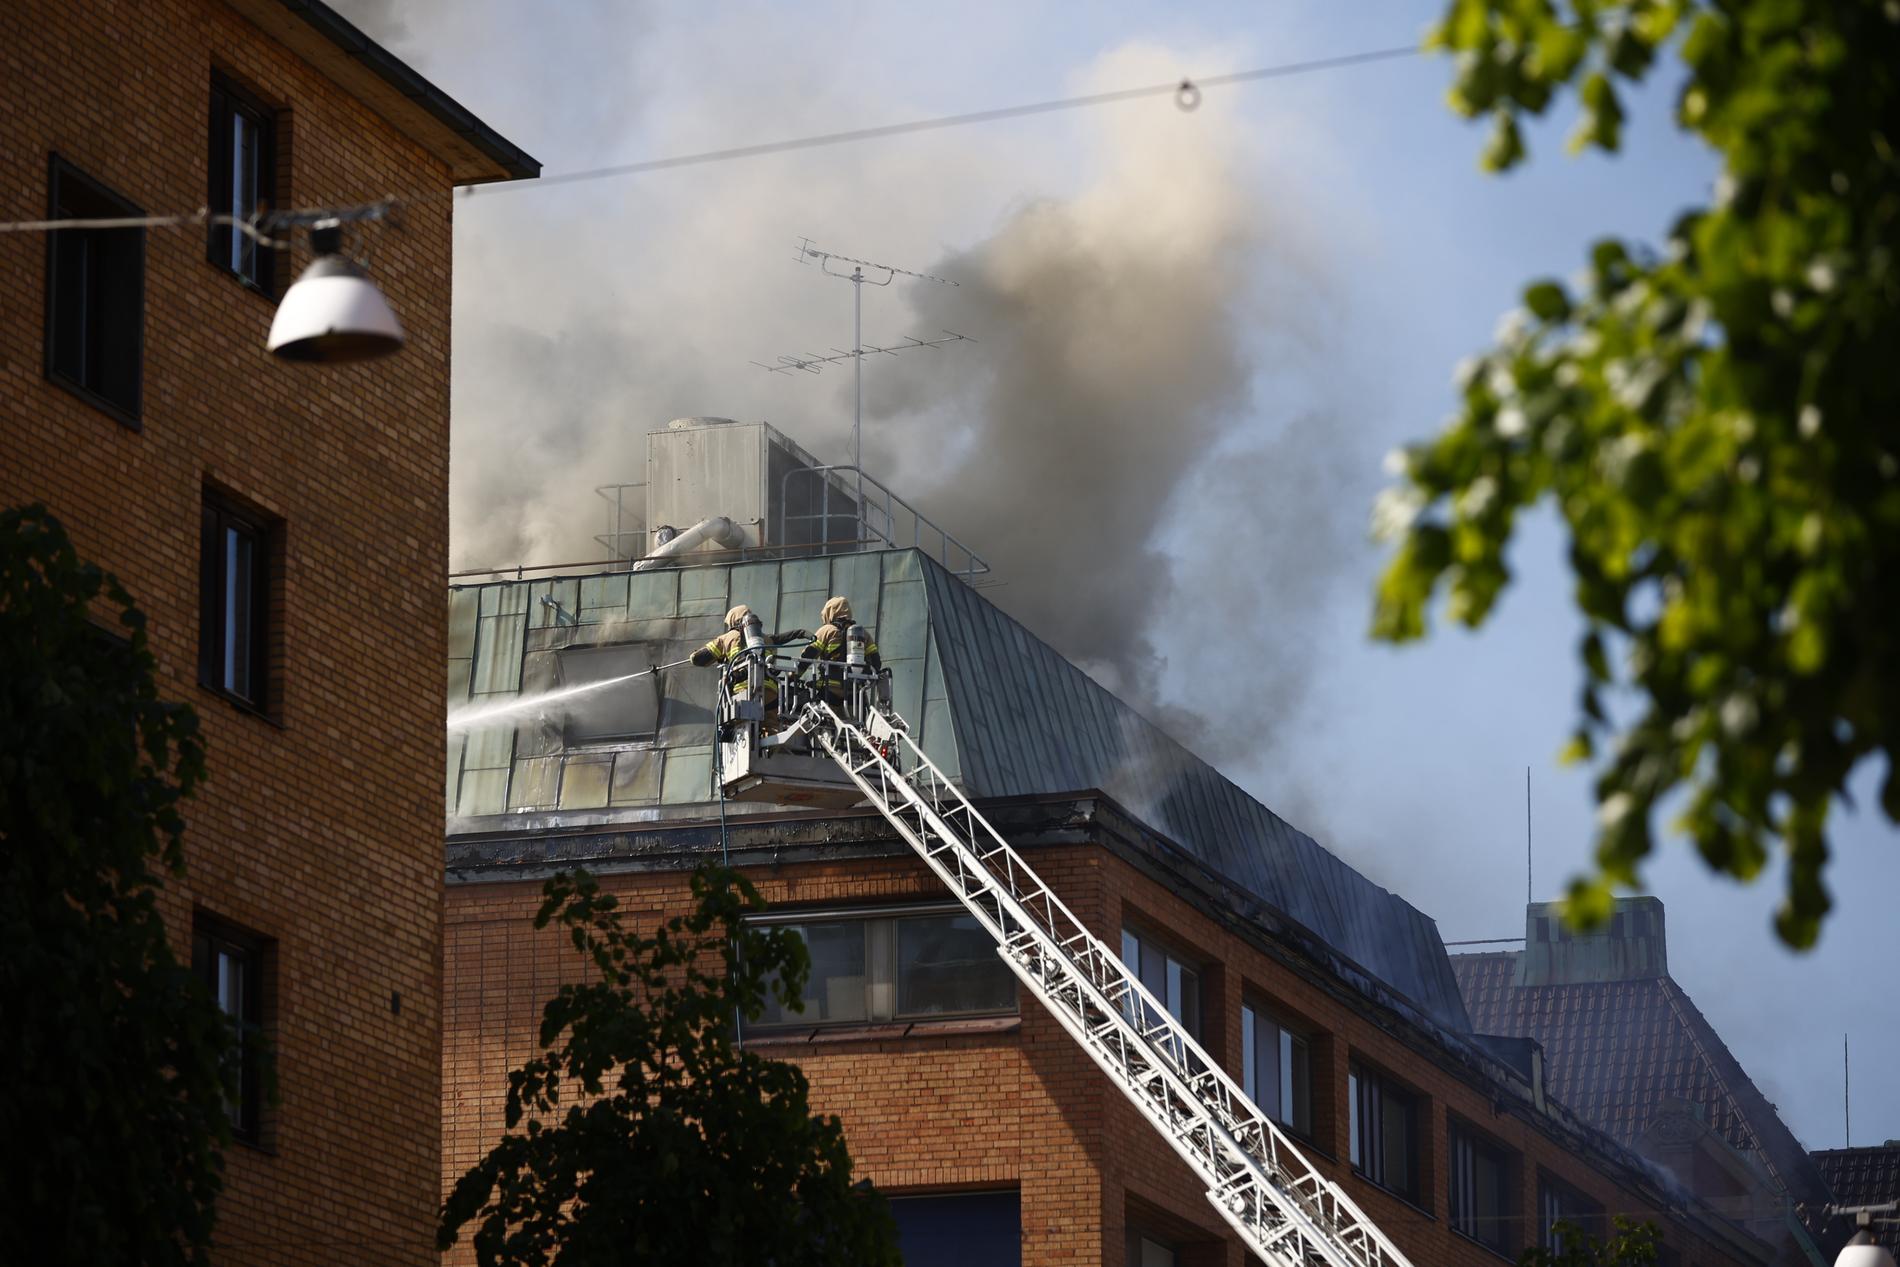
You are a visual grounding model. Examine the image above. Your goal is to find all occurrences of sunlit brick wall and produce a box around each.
[443,833,1764,1267]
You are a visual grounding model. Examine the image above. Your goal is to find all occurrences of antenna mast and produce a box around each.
[754,238,967,535]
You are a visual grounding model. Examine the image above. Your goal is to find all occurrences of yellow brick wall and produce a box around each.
[1,2,460,1261]
[444,844,1761,1267]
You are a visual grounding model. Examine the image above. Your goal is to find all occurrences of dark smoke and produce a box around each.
[333,5,1378,810]
[868,115,1371,780]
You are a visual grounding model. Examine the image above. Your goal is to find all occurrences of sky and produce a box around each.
[333,0,1897,1153]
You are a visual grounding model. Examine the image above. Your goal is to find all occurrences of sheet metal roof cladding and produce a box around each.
[447,546,1469,1031]
[916,557,1469,1031]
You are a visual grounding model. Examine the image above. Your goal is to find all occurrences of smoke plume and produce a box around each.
[334,2,1375,802]
[871,54,1368,766]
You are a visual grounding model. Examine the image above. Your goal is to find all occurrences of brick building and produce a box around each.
[2,2,533,1261]
[1454,901,1834,1266]
[442,418,1774,1266]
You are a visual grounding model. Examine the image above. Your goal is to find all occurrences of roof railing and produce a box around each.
[778,464,989,581]
[592,482,647,563]
[452,465,991,584]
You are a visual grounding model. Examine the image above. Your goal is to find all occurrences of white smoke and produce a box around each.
[336,2,1376,801]
[871,46,1369,756]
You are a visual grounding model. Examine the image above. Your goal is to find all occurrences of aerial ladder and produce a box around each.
[714,620,1414,1267]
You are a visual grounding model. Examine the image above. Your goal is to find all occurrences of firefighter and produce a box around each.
[691,604,807,710]
[801,595,879,701]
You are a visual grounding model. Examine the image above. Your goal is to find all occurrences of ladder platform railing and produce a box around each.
[802,701,1412,1267]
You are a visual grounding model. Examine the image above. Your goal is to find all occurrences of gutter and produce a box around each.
[269,0,540,183]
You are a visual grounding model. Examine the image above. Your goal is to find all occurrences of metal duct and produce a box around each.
[630,515,743,571]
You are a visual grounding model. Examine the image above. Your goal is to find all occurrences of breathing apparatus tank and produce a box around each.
[742,614,767,701]
[846,624,870,669]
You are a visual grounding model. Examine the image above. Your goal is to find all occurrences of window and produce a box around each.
[557,644,661,744]
[199,492,275,710]
[1242,1002,1312,1138]
[208,75,280,292]
[1450,1120,1516,1255]
[1121,925,1202,1038]
[1538,1175,1604,1251]
[1126,1229,1178,1267]
[890,1191,1019,1267]
[753,906,1016,1030]
[1349,1062,1421,1202]
[45,155,144,423]
[192,915,266,1140]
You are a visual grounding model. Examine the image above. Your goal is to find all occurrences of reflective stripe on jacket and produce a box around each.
[703,631,777,698]
[808,622,878,660]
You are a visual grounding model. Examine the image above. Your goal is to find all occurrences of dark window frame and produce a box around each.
[207,72,284,296]
[199,490,277,715]
[889,1190,1021,1267]
[1125,1228,1179,1267]
[1537,1172,1605,1252]
[1241,997,1314,1141]
[748,903,1018,1032]
[1120,923,1204,1041]
[43,153,145,427]
[1449,1117,1518,1257]
[192,913,268,1143]
[1349,1059,1424,1204]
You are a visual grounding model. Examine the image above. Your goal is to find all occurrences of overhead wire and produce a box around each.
[0,42,1424,236]
[465,44,1422,196]
[0,199,394,239]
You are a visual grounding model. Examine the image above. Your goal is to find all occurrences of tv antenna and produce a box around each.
[753,238,969,520]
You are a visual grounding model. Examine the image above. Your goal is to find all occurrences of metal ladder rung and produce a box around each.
[805,701,1411,1267]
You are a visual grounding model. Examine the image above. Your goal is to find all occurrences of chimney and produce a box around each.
[1516,896,1667,987]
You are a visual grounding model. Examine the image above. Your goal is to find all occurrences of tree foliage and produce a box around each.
[1375,0,1900,946]
[0,505,232,1264]
[439,866,900,1266]
[1522,1218,1662,1267]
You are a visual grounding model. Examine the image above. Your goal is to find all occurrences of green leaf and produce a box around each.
[1482,111,1527,171]
[0,505,227,1265]
[1525,280,1572,322]
[1400,0,1899,949]
[439,865,901,1264]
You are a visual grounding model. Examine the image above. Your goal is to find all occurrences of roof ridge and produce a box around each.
[1657,976,1805,1194]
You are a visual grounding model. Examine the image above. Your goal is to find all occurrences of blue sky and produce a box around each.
[348,0,1897,1152]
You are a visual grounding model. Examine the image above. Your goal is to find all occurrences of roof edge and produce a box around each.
[226,0,539,184]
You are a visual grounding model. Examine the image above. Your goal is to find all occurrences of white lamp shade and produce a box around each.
[1839,1234,1897,1267]
[267,255,404,363]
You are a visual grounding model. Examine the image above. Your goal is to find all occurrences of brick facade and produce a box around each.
[443,814,1768,1267]
[3,3,525,1261]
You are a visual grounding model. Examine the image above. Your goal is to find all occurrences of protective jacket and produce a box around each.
[691,605,807,698]
[801,596,880,691]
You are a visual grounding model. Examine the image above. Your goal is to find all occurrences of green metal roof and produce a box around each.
[446,547,1469,1030]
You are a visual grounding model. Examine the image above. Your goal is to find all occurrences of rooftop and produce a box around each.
[1811,1145,1900,1254]
[1454,915,1831,1211]
[226,0,539,184]
[446,545,1469,1033]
